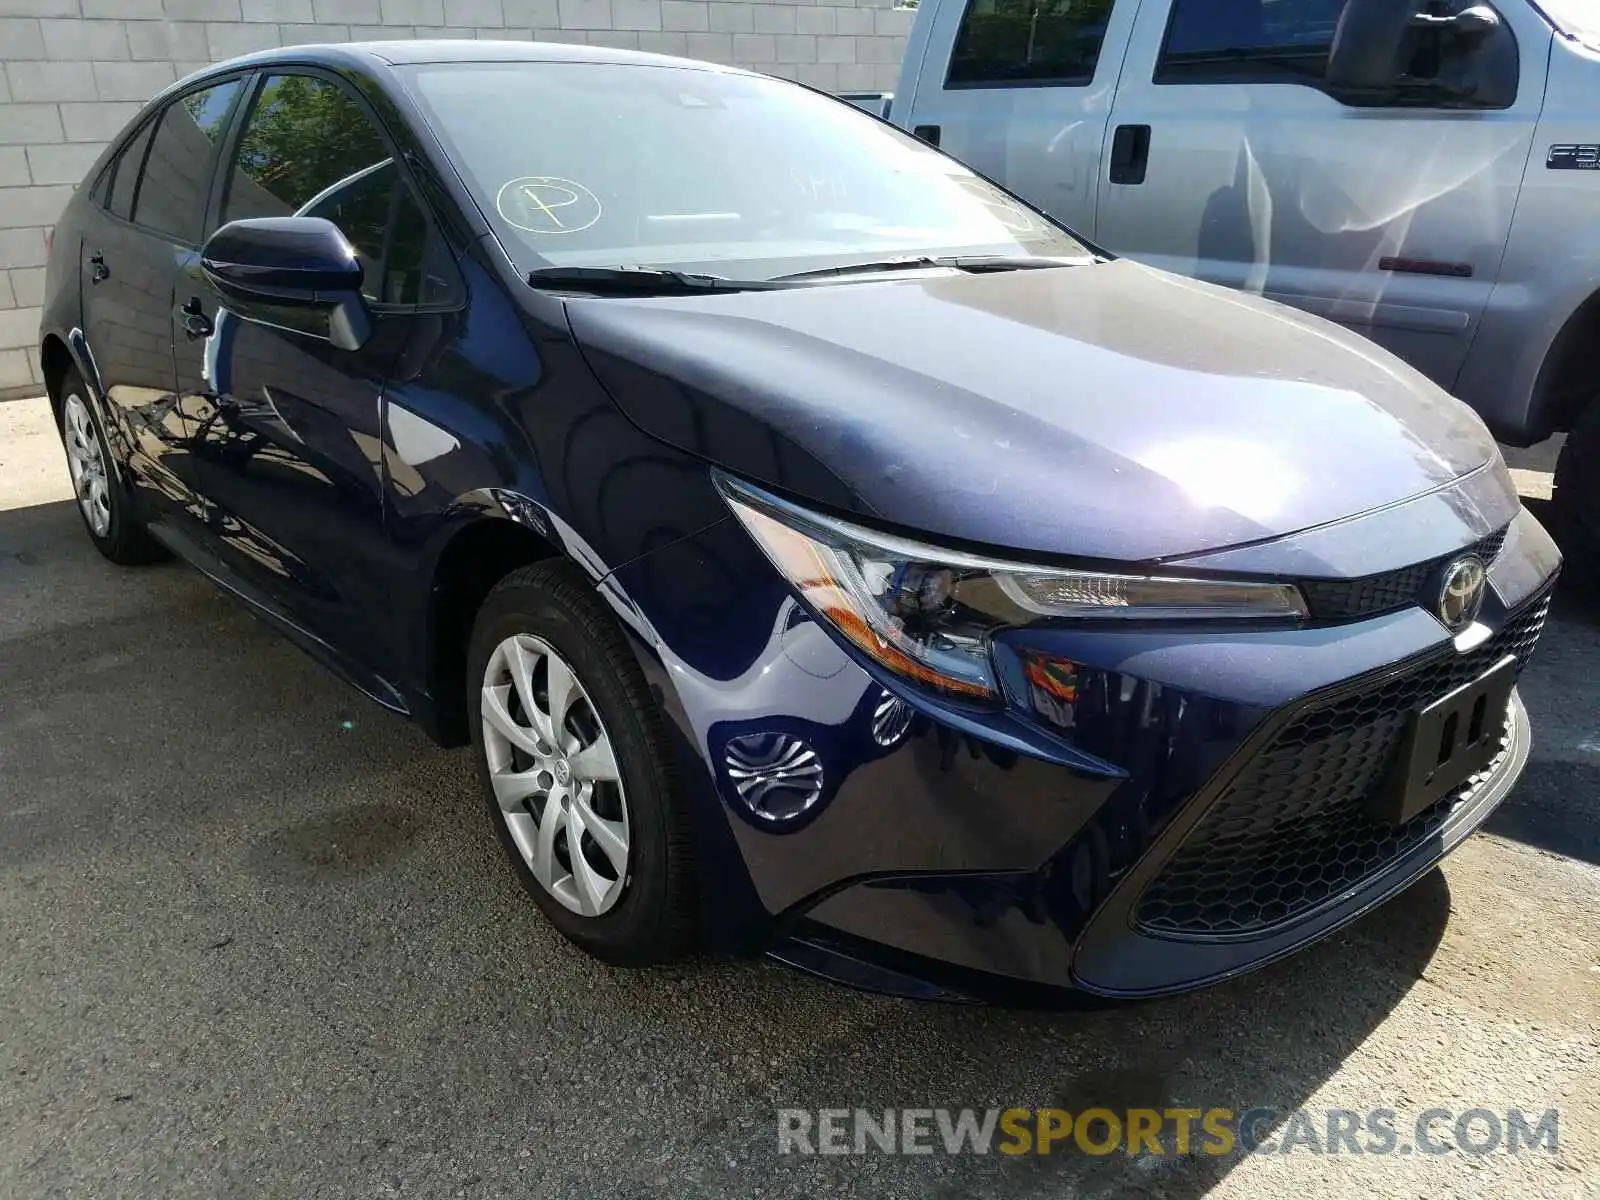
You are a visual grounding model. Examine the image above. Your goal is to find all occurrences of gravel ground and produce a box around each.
[0,397,1595,1199]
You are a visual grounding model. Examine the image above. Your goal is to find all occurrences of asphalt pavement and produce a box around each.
[1,397,1596,1199]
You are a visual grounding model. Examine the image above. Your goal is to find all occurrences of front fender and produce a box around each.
[1461,37,1600,440]
[62,326,105,403]
[434,486,606,581]
[1460,262,1600,442]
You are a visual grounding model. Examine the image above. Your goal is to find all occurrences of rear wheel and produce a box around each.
[466,560,697,965]
[56,368,164,565]
[1553,401,1600,603]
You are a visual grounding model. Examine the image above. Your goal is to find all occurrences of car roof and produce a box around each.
[190,38,758,75]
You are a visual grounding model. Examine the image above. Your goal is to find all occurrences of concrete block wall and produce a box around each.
[0,0,913,398]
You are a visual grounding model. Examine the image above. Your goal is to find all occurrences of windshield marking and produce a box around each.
[495,175,602,234]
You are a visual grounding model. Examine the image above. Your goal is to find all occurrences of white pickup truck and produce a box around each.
[845,0,1600,583]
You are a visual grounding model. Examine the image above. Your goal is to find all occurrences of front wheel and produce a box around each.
[466,560,697,966]
[56,369,164,565]
[1553,402,1600,605]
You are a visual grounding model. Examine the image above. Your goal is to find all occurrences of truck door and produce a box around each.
[894,0,1141,239]
[1093,0,1551,392]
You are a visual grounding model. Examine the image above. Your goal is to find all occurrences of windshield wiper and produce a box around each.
[526,265,778,294]
[771,254,1092,282]
[529,257,1093,292]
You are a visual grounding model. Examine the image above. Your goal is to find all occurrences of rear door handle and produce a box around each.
[87,252,109,283]
[1109,124,1151,185]
[177,297,213,339]
[912,124,941,148]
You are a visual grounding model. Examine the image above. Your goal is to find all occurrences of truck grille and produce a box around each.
[1136,590,1549,940]
[1300,527,1508,621]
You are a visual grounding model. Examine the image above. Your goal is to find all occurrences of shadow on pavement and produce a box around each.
[0,496,77,553]
[600,871,1454,1194]
[1486,756,1600,867]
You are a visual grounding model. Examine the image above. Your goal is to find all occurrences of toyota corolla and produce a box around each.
[38,42,1560,1002]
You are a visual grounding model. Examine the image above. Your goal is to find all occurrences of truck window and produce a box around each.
[946,0,1116,88]
[1157,0,1347,84]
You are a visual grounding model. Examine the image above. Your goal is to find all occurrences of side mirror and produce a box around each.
[200,217,372,352]
[1413,4,1501,43]
[1327,0,1514,103]
[1326,0,1420,91]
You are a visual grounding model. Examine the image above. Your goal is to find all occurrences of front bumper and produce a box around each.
[790,626,1538,1003]
[603,498,1560,1003]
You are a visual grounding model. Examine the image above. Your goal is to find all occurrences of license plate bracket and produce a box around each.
[1369,655,1516,826]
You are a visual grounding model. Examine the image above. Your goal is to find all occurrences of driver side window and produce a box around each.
[1157,0,1349,83]
[220,73,457,307]
[1155,0,1517,108]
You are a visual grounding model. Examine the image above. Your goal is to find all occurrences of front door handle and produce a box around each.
[1109,124,1152,185]
[912,124,941,147]
[87,252,109,283]
[177,297,213,339]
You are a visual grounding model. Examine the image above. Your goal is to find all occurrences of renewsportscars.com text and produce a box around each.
[776,1106,1559,1158]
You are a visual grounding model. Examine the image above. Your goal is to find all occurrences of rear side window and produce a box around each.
[132,79,244,243]
[222,73,458,307]
[1158,0,1348,82]
[946,0,1116,87]
[106,119,156,221]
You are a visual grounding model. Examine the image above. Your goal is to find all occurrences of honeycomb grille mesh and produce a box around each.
[1301,527,1509,621]
[1136,591,1550,939]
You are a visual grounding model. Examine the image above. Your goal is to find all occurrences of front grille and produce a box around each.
[1136,591,1550,939]
[1301,527,1508,621]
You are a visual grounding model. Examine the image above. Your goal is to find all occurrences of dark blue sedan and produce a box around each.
[38,41,1561,1002]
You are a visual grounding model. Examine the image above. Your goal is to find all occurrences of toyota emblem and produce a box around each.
[1438,555,1487,632]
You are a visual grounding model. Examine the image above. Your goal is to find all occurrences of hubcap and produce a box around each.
[62,394,112,538]
[481,634,630,917]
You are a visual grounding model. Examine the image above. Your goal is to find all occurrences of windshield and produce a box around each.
[402,60,1089,281]
[1537,0,1600,43]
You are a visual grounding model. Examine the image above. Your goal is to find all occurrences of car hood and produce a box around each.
[565,259,1499,563]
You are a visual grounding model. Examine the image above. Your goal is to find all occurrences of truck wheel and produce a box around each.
[1553,401,1600,603]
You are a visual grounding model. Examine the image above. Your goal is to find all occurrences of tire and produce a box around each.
[1553,401,1600,605]
[466,559,697,965]
[55,366,165,566]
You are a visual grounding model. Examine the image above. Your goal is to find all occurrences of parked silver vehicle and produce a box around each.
[878,0,1600,582]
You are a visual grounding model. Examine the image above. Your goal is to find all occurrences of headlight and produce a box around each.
[715,473,1306,702]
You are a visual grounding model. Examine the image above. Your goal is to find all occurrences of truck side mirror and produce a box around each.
[1326,0,1517,108]
[1413,4,1502,44]
[1327,0,1422,91]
